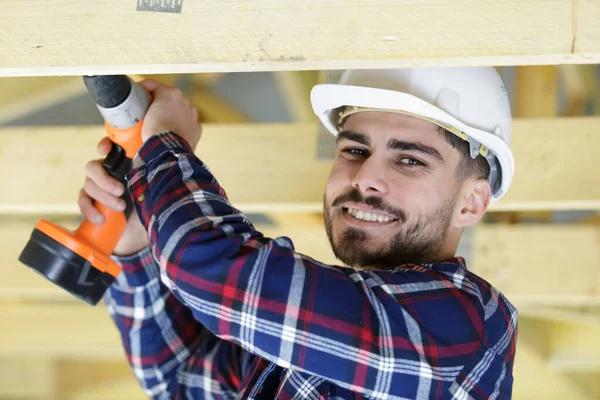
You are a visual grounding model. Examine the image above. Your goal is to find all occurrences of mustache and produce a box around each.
[332,188,407,223]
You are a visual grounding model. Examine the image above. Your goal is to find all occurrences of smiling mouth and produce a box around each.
[343,207,398,223]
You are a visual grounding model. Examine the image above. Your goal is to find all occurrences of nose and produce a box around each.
[351,156,389,195]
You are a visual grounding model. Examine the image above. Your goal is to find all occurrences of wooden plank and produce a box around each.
[0,358,56,399]
[575,0,600,56]
[0,302,125,359]
[547,319,600,373]
[513,336,591,399]
[515,66,558,117]
[191,90,252,123]
[0,76,86,124]
[0,0,598,77]
[559,65,594,116]
[0,124,331,215]
[5,215,600,306]
[59,360,145,400]
[471,223,600,305]
[518,305,600,327]
[3,118,600,214]
[274,71,318,122]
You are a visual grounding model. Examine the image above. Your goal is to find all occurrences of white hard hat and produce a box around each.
[310,67,514,201]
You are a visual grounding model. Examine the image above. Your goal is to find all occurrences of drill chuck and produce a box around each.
[85,75,151,130]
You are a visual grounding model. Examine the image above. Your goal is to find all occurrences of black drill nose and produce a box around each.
[83,75,132,108]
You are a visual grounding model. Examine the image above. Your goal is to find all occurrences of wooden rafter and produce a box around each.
[2,118,600,215]
[4,216,600,305]
[1,0,599,77]
[0,76,86,125]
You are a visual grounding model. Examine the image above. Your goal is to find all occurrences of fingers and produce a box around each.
[82,177,126,212]
[80,159,126,225]
[85,159,124,197]
[97,137,112,156]
[78,189,105,225]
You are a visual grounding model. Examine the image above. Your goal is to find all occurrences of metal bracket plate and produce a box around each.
[137,0,183,13]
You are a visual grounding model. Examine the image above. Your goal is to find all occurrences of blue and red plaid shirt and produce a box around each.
[104,132,518,399]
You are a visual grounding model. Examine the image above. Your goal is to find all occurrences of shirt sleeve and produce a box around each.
[104,246,255,399]
[124,131,518,399]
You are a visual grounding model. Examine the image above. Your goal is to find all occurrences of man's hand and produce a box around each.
[78,138,149,256]
[138,79,202,148]
[78,80,201,256]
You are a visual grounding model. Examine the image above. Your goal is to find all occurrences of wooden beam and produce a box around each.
[0,76,86,124]
[515,66,558,117]
[518,305,600,327]
[3,118,600,214]
[0,358,57,399]
[1,0,599,77]
[559,65,594,116]
[191,73,225,87]
[546,320,600,374]
[191,90,251,123]
[59,360,144,400]
[471,223,600,306]
[5,214,600,306]
[274,71,318,122]
[0,302,124,359]
[513,337,592,399]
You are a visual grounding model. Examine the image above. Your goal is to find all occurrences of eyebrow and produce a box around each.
[337,130,445,163]
[387,139,445,162]
[337,130,370,146]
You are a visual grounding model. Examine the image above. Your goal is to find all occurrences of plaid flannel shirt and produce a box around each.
[104,132,518,399]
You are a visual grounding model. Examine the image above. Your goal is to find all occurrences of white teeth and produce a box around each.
[346,207,393,223]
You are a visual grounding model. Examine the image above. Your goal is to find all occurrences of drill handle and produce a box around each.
[101,141,135,219]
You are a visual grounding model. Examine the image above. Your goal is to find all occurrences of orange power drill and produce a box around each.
[19,75,151,306]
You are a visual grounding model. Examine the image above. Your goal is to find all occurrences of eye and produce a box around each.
[340,148,369,157]
[397,157,425,167]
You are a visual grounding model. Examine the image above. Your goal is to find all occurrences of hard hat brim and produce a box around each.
[310,84,514,201]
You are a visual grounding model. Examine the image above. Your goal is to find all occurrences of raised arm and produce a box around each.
[125,131,517,399]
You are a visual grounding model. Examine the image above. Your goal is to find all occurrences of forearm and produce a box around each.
[104,246,204,398]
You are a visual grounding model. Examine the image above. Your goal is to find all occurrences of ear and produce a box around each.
[454,178,491,228]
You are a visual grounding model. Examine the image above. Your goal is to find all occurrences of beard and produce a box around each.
[323,188,457,270]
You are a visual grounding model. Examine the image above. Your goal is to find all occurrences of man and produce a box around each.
[80,67,518,399]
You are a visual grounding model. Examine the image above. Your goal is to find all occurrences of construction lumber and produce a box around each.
[1,0,599,77]
[2,118,600,214]
[546,320,600,373]
[190,90,251,123]
[4,215,600,307]
[274,71,319,122]
[515,66,558,117]
[512,338,592,400]
[0,358,56,399]
[59,361,145,400]
[0,302,124,360]
[471,223,600,306]
[0,76,86,124]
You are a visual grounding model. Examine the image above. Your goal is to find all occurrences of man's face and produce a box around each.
[324,111,464,269]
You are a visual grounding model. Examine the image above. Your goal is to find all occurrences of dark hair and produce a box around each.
[439,127,490,181]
